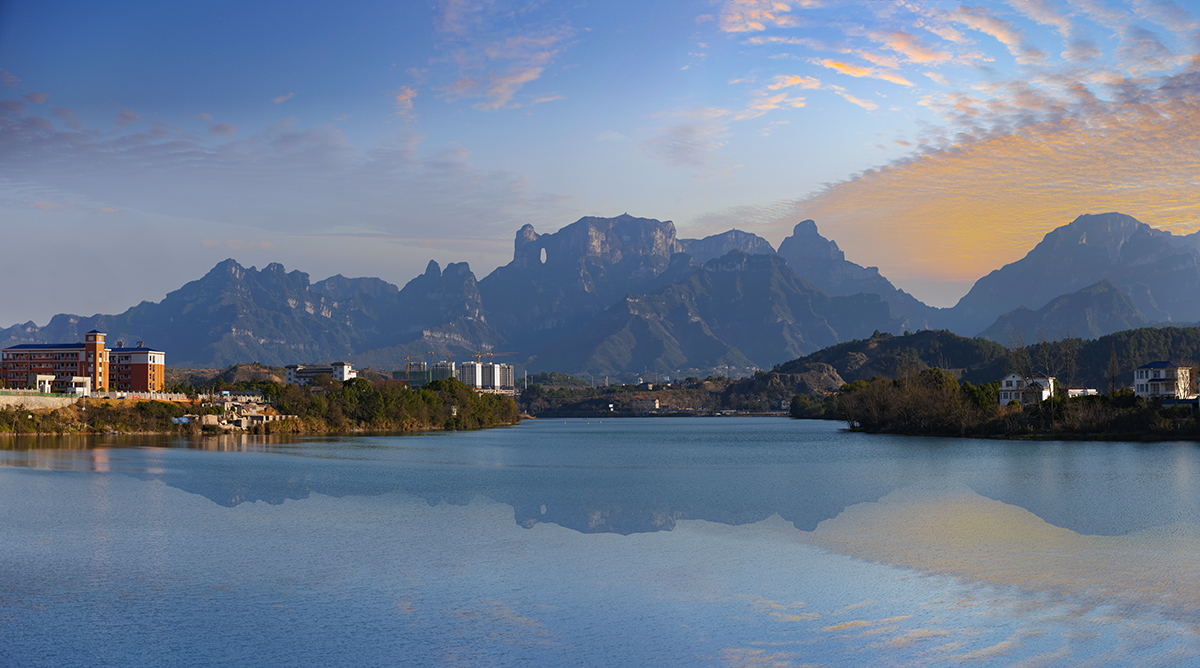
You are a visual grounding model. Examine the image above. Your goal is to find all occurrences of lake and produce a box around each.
[3,418,1200,666]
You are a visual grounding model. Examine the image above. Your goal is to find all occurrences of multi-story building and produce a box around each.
[1133,361,1196,400]
[1,330,164,395]
[456,361,515,395]
[285,362,357,386]
[109,341,166,392]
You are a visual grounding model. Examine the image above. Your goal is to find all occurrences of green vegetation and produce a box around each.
[272,377,518,432]
[0,376,518,435]
[836,368,1195,439]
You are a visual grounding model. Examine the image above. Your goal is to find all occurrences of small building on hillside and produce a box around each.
[1134,361,1197,400]
[998,373,1057,406]
[285,362,357,386]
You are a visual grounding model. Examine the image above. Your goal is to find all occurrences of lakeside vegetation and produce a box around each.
[0,376,518,435]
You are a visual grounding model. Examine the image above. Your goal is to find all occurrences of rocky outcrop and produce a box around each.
[679,229,775,264]
[776,219,938,329]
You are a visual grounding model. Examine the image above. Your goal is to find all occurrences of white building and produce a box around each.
[455,361,515,395]
[998,373,1057,406]
[285,362,357,386]
[1133,361,1195,400]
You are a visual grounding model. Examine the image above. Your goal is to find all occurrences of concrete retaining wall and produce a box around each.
[0,395,80,411]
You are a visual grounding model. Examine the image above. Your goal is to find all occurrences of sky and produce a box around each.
[2,0,1199,326]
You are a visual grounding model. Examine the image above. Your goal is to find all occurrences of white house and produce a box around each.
[998,373,1057,406]
[1133,361,1196,400]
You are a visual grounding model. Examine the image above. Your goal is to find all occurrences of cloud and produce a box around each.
[0,99,575,250]
[210,122,237,138]
[766,74,822,90]
[393,86,418,120]
[945,6,1046,65]
[866,30,954,65]
[1133,0,1200,33]
[197,112,213,122]
[432,3,573,112]
[273,92,296,104]
[51,107,82,130]
[718,0,806,33]
[22,92,48,104]
[98,207,120,214]
[766,76,1200,292]
[641,108,732,168]
[1007,0,1075,38]
[814,59,914,86]
[0,69,18,87]
[114,109,140,127]
[832,89,878,110]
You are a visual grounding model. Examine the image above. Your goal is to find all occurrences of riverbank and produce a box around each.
[0,377,519,436]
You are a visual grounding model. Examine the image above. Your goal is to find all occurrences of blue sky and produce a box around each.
[3,0,1200,326]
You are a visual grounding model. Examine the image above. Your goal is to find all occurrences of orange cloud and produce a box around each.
[772,94,1200,292]
[814,59,914,86]
[718,0,816,33]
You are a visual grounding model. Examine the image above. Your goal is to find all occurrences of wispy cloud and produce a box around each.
[22,92,48,104]
[114,109,140,127]
[945,6,1046,65]
[393,86,418,120]
[273,92,296,104]
[641,108,732,169]
[98,207,120,214]
[0,69,19,87]
[813,59,914,86]
[52,107,82,130]
[432,2,572,111]
[210,122,236,138]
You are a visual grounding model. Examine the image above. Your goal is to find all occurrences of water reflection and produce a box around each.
[2,420,1200,539]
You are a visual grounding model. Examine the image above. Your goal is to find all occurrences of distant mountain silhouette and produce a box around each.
[977,279,1151,343]
[950,212,1200,335]
[6,211,1200,374]
[775,219,940,329]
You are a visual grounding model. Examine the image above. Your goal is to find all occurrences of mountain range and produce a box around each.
[3,211,1199,375]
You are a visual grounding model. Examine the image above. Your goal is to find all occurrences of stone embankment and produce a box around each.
[0,395,80,410]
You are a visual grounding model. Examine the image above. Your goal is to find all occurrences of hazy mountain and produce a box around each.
[949,212,1200,335]
[976,279,1151,343]
[530,251,903,374]
[10,210,1200,375]
[678,229,776,264]
[775,219,939,329]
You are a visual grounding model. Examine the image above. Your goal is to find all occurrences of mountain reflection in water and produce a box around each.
[4,419,1200,666]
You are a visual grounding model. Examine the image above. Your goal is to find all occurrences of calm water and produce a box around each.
[3,418,1200,666]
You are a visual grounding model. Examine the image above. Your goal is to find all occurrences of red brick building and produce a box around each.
[1,330,165,394]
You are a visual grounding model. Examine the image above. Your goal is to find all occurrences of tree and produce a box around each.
[1107,342,1122,394]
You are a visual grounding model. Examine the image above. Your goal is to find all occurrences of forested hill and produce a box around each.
[775,327,1200,393]
[777,330,1009,386]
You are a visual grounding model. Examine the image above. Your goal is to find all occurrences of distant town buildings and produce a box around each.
[1,330,164,395]
[1134,361,1197,400]
[285,362,357,386]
